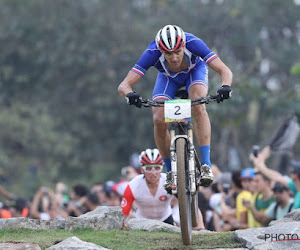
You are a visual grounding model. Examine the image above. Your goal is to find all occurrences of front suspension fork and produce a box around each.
[170,127,197,195]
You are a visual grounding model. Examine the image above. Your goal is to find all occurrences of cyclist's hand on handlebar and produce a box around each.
[125,91,142,108]
[217,85,232,103]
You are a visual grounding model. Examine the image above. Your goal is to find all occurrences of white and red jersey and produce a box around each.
[121,174,173,221]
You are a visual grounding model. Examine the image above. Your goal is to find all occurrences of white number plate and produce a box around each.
[164,99,191,123]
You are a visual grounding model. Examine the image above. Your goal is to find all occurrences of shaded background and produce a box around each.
[0,0,299,197]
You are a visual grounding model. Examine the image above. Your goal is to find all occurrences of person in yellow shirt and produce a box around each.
[229,168,254,229]
[246,171,274,227]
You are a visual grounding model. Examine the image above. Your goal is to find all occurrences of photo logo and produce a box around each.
[264,234,300,242]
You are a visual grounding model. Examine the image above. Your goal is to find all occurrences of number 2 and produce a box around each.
[175,106,181,115]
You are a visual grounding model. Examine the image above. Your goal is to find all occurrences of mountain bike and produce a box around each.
[141,92,219,245]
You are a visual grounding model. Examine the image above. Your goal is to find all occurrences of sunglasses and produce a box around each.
[142,165,163,173]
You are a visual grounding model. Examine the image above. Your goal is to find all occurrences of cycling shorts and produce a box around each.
[152,60,208,101]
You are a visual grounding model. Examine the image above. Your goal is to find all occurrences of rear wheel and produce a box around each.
[176,138,192,245]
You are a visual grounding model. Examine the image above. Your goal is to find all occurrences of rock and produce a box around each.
[1,207,299,249]
[234,209,300,250]
[192,229,216,235]
[127,218,215,235]
[234,221,300,250]
[45,236,110,250]
[74,206,123,230]
[0,242,41,250]
[0,206,123,231]
[128,218,181,233]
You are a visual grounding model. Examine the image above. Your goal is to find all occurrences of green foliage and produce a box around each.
[0,0,299,196]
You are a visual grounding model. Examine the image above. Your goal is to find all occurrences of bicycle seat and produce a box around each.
[175,87,188,99]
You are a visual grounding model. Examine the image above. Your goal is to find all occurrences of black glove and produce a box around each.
[125,91,142,108]
[217,85,232,103]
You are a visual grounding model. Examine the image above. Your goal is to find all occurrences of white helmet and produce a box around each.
[155,25,186,52]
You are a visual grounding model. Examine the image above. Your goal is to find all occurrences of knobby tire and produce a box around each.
[191,150,200,227]
[176,138,192,245]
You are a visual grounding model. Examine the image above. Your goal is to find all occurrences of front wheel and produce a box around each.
[176,138,192,245]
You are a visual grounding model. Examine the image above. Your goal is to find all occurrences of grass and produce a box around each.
[0,228,243,249]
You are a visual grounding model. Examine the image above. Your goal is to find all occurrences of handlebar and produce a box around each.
[141,95,220,107]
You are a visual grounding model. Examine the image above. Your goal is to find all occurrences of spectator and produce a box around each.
[216,172,233,208]
[253,146,300,209]
[209,182,222,212]
[198,185,216,229]
[67,184,89,217]
[249,171,274,227]
[121,166,138,182]
[10,197,29,218]
[111,166,139,199]
[244,182,294,225]
[0,202,12,218]
[212,172,236,232]
[80,191,100,213]
[91,183,107,205]
[104,181,122,206]
[229,169,253,230]
[55,182,69,209]
[30,187,68,220]
[197,191,213,230]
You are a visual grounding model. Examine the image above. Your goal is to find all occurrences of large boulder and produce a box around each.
[234,210,300,250]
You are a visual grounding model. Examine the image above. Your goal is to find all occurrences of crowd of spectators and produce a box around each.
[0,165,138,220]
[199,146,300,231]
[0,147,299,233]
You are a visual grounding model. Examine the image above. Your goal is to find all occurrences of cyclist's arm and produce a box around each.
[118,71,142,97]
[208,58,232,87]
[121,185,135,229]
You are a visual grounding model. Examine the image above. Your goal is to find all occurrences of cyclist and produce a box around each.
[121,148,175,229]
[118,25,233,192]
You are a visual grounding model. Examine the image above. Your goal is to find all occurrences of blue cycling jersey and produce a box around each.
[131,32,218,78]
